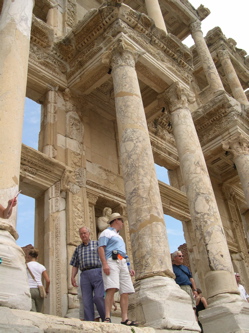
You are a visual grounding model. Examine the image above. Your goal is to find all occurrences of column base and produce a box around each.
[129,276,200,331]
[199,299,249,333]
[0,230,31,310]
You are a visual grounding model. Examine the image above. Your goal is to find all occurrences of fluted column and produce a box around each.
[223,134,249,207]
[218,50,249,105]
[165,82,238,299]
[0,0,34,310]
[144,0,167,33]
[191,21,224,94]
[110,40,199,330]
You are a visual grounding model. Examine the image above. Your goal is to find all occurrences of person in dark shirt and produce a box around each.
[172,250,198,309]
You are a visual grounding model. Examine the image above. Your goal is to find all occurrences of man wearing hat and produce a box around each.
[98,212,138,326]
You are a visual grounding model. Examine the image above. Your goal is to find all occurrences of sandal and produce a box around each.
[121,319,138,326]
[104,317,111,323]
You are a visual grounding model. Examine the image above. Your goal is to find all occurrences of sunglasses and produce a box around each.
[177,255,184,258]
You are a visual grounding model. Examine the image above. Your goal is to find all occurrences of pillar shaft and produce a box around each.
[110,41,199,331]
[111,41,172,280]
[144,0,167,33]
[0,0,34,223]
[0,0,34,310]
[218,50,249,105]
[223,134,249,207]
[164,82,239,301]
[191,21,224,93]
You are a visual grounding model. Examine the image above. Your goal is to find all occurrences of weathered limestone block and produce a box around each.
[0,307,156,333]
[129,276,200,331]
[199,301,249,333]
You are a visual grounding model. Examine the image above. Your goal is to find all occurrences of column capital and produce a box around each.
[163,82,195,113]
[190,20,202,34]
[222,134,249,159]
[103,38,145,70]
[218,49,230,61]
[86,191,98,205]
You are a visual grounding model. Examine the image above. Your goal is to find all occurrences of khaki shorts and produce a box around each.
[102,258,135,295]
[180,285,196,308]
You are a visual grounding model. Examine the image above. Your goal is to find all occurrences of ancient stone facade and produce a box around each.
[0,0,249,332]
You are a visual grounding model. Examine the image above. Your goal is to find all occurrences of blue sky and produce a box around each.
[16,0,248,250]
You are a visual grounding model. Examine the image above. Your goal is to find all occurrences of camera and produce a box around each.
[112,250,118,260]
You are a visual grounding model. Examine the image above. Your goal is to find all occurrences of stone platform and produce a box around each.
[0,307,199,333]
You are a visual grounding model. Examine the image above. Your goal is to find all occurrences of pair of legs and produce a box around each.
[30,288,44,312]
[105,288,129,322]
[102,258,135,323]
[80,268,105,321]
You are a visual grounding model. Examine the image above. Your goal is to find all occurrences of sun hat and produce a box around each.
[107,213,124,224]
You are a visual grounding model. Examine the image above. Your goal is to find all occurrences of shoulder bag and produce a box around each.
[26,264,47,298]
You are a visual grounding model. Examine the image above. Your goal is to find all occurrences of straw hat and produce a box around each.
[107,213,124,224]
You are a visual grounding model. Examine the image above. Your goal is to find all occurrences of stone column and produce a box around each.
[218,50,249,105]
[110,40,199,330]
[144,0,167,33]
[164,82,249,333]
[0,0,34,310]
[223,134,249,207]
[190,21,224,94]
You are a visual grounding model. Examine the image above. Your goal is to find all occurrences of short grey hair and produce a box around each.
[79,226,90,233]
[171,251,182,260]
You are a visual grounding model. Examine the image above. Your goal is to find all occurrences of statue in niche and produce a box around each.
[97,207,112,236]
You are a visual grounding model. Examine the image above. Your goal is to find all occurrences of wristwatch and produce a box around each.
[193,289,197,291]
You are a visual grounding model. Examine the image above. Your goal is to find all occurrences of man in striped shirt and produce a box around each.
[70,226,105,321]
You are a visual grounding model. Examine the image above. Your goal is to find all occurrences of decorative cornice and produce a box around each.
[205,27,249,67]
[159,181,190,221]
[31,15,54,48]
[20,144,67,193]
[193,93,248,134]
[54,3,193,73]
